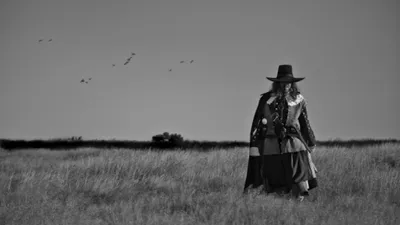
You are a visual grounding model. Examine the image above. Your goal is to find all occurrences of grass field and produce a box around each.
[1,144,399,225]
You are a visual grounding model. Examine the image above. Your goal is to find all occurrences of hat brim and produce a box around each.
[266,77,305,83]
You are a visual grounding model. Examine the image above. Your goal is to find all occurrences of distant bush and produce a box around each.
[151,132,184,149]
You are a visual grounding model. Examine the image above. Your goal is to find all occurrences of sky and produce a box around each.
[0,0,398,141]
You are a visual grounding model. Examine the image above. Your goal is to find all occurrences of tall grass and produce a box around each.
[0,144,399,225]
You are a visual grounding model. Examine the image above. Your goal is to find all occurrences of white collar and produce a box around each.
[267,93,304,106]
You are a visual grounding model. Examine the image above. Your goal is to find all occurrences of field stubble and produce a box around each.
[0,144,399,225]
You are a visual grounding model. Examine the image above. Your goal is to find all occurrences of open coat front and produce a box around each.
[249,91,316,155]
[244,91,318,193]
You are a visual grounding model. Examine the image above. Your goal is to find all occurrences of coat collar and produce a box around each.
[266,92,304,106]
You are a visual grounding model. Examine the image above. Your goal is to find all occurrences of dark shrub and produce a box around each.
[169,133,184,147]
[151,132,185,149]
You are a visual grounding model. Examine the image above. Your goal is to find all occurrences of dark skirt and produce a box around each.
[244,151,317,194]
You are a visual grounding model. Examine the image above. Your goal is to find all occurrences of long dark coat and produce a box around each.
[244,91,318,193]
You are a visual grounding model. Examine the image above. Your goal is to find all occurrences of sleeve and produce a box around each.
[298,99,316,148]
[249,94,267,147]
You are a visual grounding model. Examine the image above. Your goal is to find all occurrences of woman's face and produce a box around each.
[279,82,292,93]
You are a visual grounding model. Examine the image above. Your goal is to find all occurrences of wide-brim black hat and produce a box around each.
[266,64,305,83]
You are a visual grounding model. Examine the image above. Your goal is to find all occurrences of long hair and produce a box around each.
[269,82,301,99]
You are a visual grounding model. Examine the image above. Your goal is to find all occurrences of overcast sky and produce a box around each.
[0,0,398,141]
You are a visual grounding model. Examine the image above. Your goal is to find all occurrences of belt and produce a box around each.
[285,127,300,136]
[263,129,297,138]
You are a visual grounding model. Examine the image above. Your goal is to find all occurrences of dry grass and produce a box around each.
[0,144,399,225]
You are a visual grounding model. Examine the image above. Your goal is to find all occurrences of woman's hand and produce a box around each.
[249,147,260,156]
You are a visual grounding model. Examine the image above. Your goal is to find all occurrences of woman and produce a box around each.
[243,64,318,201]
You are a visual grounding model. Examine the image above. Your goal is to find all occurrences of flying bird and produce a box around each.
[38,39,43,43]
[122,52,136,66]
[190,60,194,63]
[112,64,116,67]
[124,56,133,65]
[169,69,172,72]
[180,61,185,63]
[48,39,52,42]
[80,78,92,84]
